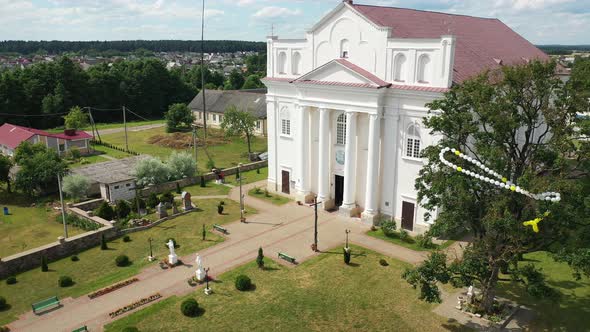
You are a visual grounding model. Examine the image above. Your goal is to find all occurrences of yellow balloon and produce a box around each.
[510,185,516,191]
[457,167,463,172]
[502,177,507,183]
[454,150,461,156]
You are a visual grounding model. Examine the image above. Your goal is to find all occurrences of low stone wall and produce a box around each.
[71,198,104,212]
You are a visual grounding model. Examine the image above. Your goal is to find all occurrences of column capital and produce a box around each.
[368,113,382,121]
[345,110,358,118]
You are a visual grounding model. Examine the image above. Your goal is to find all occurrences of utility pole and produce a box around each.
[57,172,68,238]
[200,0,207,141]
[123,106,129,152]
[310,196,322,252]
[87,107,102,143]
[193,125,198,168]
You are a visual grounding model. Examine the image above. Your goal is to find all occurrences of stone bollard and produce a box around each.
[58,236,66,244]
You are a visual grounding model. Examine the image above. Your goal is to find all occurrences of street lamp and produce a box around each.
[310,196,322,252]
[148,237,154,261]
[204,267,212,295]
[345,229,351,248]
[238,163,246,223]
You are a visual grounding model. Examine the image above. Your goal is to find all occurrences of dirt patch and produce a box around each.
[147,132,230,149]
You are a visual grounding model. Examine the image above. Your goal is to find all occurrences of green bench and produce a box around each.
[213,224,228,234]
[31,296,60,314]
[278,252,296,264]
[72,326,88,332]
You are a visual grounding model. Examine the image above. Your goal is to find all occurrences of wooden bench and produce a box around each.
[72,326,88,332]
[213,224,228,234]
[31,296,60,314]
[278,252,296,264]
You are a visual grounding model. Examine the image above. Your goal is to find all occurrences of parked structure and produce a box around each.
[263,1,548,232]
[189,89,267,136]
[0,123,92,157]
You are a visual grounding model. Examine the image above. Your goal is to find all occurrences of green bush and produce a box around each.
[41,255,48,272]
[399,229,412,243]
[131,196,146,210]
[116,200,132,219]
[416,233,434,249]
[123,235,131,242]
[101,233,108,250]
[115,255,130,267]
[256,247,264,269]
[254,187,261,194]
[180,298,200,317]
[176,182,181,194]
[58,276,74,287]
[0,296,6,310]
[146,193,159,208]
[217,204,224,215]
[235,274,252,291]
[160,191,174,204]
[206,159,216,170]
[55,214,100,231]
[200,176,206,187]
[5,276,16,285]
[71,255,79,262]
[95,201,115,220]
[380,219,397,237]
[121,327,140,332]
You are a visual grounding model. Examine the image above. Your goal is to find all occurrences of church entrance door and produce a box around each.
[334,175,344,207]
[401,201,415,231]
[281,170,290,194]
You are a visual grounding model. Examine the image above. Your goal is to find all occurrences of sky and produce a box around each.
[0,0,589,45]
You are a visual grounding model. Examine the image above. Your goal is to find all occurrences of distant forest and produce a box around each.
[0,40,266,55]
[537,45,590,55]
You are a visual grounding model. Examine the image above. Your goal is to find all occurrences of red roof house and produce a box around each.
[0,123,92,157]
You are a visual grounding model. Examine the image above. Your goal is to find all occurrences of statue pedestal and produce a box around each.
[168,254,178,265]
[148,255,155,262]
[204,287,212,295]
[196,268,205,282]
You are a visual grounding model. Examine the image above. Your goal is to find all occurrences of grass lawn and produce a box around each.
[181,182,231,197]
[248,187,290,205]
[105,245,467,332]
[47,120,165,133]
[68,154,111,168]
[0,199,256,326]
[366,229,455,252]
[90,144,133,159]
[0,191,86,258]
[497,251,590,331]
[99,127,266,173]
[227,167,268,186]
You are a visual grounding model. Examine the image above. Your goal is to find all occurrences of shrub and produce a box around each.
[71,255,79,262]
[200,176,206,187]
[115,255,130,267]
[176,182,181,194]
[379,259,389,266]
[180,298,200,317]
[123,235,131,242]
[380,219,396,237]
[217,204,224,215]
[58,276,74,287]
[101,233,108,250]
[95,201,115,220]
[5,277,16,285]
[254,187,261,194]
[206,159,216,170]
[168,152,196,180]
[56,214,100,231]
[416,233,434,249]
[146,193,159,208]
[343,247,351,265]
[131,196,146,210]
[62,174,90,201]
[256,247,264,269]
[0,296,6,310]
[121,327,140,332]
[399,229,411,243]
[160,191,174,204]
[41,255,48,272]
[116,200,132,219]
[264,189,270,197]
[135,156,171,187]
[235,275,252,291]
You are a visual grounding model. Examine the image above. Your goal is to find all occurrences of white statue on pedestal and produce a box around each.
[195,253,205,281]
[167,239,178,265]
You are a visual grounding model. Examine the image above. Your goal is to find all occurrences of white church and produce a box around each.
[262,0,548,232]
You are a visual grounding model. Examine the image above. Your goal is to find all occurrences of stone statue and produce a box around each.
[195,253,205,281]
[167,239,178,265]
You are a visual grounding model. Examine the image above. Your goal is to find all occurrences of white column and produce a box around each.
[341,111,357,214]
[317,108,330,203]
[296,105,311,201]
[362,113,381,223]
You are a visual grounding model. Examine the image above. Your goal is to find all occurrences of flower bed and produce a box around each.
[109,293,162,318]
[88,278,140,299]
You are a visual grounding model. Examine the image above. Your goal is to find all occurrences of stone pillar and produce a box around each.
[340,111,357,216]
[296,105,313,203]
[317,108,334,210]
[362,113,381,224]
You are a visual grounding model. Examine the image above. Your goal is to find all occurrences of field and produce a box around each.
[99,127,266,172]
[0,199,255,325]
[47,120,165,133]
[105,245,467,332]
[0,190,86,258]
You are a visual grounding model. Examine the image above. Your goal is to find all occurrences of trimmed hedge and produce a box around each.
[58,276,74,287]
[180,298,200,317]
[0,296,6,310]
[235,275,252,291]
[5,276,16,285]
[116,255,131,267]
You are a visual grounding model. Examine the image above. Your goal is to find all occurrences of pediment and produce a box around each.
[292,59,390,89]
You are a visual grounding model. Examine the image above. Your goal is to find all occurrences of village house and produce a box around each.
[262,1,548,232]
[0,123,92,157]
[189,89,267,136]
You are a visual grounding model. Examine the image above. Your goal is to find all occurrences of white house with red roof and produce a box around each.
[0,123,92,157]
[262,0,549,232]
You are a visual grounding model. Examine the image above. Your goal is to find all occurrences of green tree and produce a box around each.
[63,106,89,130]
[62,174,90,201]
[228,69,245,90]
[165,103,194,132]
[135,157,171,187]
[220,105,257,156]
[96,201,115,221]
[403,61,589,314]
[242,74,263,90]
[14,143,68,196]
[167,151,196,180]
[256,247,264,269]
[0,154,14,193]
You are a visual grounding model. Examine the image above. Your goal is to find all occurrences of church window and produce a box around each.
[393,53,406,82]
[406,124,421,158]
[281,118,291,136]
[278,52,287,74]
[340,39,350,58]
[417,54,431,83]
[336,113,347,145]
[292,51,301,75]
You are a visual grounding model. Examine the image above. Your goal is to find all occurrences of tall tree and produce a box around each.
[14,143,68,196]
[220,105,257,156]
[403,61,589,313]
[227,69,245,90]
[0,155,13,193]
[63,106,89,130]
[165,103,194,132]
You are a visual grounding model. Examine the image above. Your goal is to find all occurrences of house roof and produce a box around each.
[0,123,92,150]
[71,155,147,184]
[188,89,267,119]
[351,4,549,83]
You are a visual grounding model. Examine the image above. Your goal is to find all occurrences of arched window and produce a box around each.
[406,124,421,158]
[336,113,347,145]
[292,52,301,75]
[393,53,406,82]
[278,52,287,74]
[417,55,431,83]
[340,39,350,58]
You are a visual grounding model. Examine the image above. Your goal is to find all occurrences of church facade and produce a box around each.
[262,1,548,232]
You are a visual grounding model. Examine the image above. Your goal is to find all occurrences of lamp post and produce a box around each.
[148,237,154,261]
[309,196,322,252]
[345,229,351,248]
[238,163,245,222]
[204,267,212,295]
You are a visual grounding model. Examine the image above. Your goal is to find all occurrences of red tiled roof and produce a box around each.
[333,58,391,87]
[0,123,91,150]
[352,4,549,83]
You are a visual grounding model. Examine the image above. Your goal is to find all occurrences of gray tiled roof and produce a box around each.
[188,89,267,119]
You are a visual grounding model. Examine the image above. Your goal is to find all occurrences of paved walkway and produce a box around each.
[8,180,461,332]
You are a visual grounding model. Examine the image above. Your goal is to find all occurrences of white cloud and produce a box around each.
[253,6,301,18]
